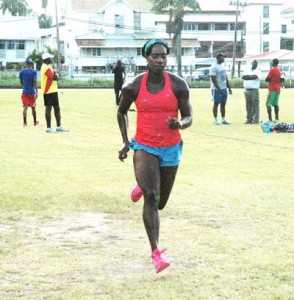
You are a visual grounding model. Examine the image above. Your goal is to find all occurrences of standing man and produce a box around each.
[242,59,261,124]
[117,38,192,274]
[19,58,39,127]
[265,58,281,123]
[112,60,126,106]
[210,53,232,125]
[41,52,68,133]
[280,71,286,88]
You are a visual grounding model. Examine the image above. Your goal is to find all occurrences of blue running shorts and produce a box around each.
[211,89,228,104]
[130,139,183,167]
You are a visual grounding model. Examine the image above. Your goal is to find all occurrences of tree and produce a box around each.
[28,46,64,70]
[38,14,52,28]
[0,0,32,16]
[42,0,48,8]
[150,0,200,77]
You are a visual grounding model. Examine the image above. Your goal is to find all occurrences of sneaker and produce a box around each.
[130,184,143,202]
[23,123,27,127]
[56,126,69,132]
[46,127,56,133]
[151,248,170,274]
[213,121,220,125]
[274,120,279,125]
[244,120,252,124]
[222,120,231,125]
[34,121,39,126]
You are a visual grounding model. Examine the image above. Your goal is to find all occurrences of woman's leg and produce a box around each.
[158,166,178,210]
[133,150,161,252]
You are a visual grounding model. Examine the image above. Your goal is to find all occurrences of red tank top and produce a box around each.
[134,71,181,147]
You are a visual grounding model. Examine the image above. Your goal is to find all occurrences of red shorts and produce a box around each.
[21,93,36,107]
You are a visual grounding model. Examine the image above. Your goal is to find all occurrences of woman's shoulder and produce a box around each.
[125,73,144,87]
[167,71,189,91]
[122,73,145,96]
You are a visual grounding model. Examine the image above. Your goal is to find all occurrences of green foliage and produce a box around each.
[0,0,32,16]
[24,48,65,70]
[150,0,200,17]
[38,13,52,28]
[149,0,200,76]
[42,0,48,9]
[5,62,21,70]
[44,46,65,65]
[27,49,43,70]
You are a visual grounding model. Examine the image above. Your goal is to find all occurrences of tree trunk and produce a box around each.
[176,32,182,77]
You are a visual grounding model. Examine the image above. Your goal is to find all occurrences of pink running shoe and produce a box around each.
[151,248,170,274]
[130,184,143,202]
[34,121,39,126]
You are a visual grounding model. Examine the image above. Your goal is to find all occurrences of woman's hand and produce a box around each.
[118,143,130,162]
[168,117,181,130]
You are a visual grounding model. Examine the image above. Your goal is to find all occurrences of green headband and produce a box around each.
[142,39,169,57]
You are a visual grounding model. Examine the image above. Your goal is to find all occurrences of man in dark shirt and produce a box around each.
[112,60,126,106]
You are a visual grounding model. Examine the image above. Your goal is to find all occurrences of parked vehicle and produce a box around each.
[184,68,210,81]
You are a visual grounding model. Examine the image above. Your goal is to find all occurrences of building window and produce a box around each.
[137,48,141,56]
[183,23,197,31]
[198,23,210,30]
[281,39,293,50]
[7,41,14,49]
[263,22,269,34]
[263,41,269,52]
[230,23,244,30]
[0,41,5,49]
[16,40,25,50]
[84,48,101,57]
[263,6,269,18]
[281,24,287,33]
[115,47,123,56]
[115,14,124,33]
[198,23,210,31]
[134,12,141,30]
[215,23,228,30]
[93,48,101,56]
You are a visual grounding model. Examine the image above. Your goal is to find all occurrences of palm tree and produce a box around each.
[150,0,200,77]
[0,0,32,16]
[42,0,48,8]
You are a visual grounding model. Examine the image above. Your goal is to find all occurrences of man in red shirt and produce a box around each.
[117,39,192,274]
[265,58,281,123]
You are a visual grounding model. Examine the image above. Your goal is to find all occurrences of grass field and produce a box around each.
[0,88,294,300]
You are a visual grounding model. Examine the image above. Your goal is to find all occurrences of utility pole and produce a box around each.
[231,0,239,79]
[55,0,61,72]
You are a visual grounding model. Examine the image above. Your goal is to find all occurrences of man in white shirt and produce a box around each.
[242,60,261,124]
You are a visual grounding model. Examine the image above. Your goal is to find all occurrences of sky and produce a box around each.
[26,0,288,16]
[27,0,58,16]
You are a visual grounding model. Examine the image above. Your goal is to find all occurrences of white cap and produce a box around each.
[42,52,54,60]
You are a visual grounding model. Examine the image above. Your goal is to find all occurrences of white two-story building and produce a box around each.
[0,0,293,77]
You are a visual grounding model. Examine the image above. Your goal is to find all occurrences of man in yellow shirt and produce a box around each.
[41,52,68,133]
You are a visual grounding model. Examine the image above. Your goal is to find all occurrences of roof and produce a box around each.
[243,50,294,61]
[76,35,200,48]
[70,0,152,12]
[0,16,41,39]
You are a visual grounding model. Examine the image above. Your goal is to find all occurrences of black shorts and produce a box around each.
[44,92,59,106]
